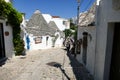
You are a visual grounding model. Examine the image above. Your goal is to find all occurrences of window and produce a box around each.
[35,37,42,44]
[63,21,66,25]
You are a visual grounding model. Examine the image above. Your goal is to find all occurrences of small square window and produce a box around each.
[35,37,42,44]
[63,21,66,25]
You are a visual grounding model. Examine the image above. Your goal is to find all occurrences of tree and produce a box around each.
[63,29,73,38]
[69,18,77,30]
[69,18,77,40]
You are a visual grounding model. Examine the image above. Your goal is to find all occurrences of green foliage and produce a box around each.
[0,0,12,17]
[0,0,24,55]
[74,29,77,41]
[69,18,77,30]
[14,39,24,55]
[63,29,73,38]
[70,23,77,30]
[63,19,77,39]
[8,9,22,27]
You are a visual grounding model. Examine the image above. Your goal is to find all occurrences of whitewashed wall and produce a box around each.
[24,35,53,50]
[42,14,52,23]
[42,14,70,31]
[95,0,120,80]
[52,18,70,31]
[54,32,64,47]
[24,33,64,51]
[0,19,14,58]
[77,26,96,75]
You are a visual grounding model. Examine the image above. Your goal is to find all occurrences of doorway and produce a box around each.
[82,32,88,65]
[109,23,120,80]
[0,23,5,59]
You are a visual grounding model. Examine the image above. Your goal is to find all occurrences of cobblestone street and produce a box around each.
[0,48,93,80]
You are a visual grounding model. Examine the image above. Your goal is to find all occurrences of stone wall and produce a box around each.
[112,0,120,10]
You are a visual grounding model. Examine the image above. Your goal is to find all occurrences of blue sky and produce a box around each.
[13,0,95,19]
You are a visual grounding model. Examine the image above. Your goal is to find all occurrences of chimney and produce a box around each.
[21,13,26,20]
[5,0,12,3]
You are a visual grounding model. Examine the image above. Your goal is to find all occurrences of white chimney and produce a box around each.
[97,0,101,5]
[5,0,12,3]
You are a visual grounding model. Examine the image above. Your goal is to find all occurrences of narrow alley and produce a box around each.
[0,48,93,80]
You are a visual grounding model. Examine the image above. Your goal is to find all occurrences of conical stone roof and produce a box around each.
[26,10,54,36]
[48,21,59,34]
[48,21,65,38]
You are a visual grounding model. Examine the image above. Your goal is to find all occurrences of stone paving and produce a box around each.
[0,47,93,80]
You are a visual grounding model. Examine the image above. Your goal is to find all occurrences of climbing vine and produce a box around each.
[0,0,24,55]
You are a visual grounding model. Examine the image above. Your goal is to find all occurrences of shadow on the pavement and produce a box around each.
[0,57,8,67]
[47,62,70,80]
[66,51,94,80]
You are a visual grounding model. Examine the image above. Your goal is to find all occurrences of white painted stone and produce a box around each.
[95,0,120,80]
[42,14,70,31]
[0,19,14,58]
[77,26,96,76]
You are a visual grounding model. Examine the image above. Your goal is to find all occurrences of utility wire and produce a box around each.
[80,0,84,7]
[75,0,94,25]
[84,0,95,10]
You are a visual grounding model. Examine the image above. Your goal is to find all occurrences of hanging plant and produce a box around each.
[0,0,24,55]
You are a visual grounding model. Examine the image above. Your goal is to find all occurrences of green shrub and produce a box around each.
[0,0,24,55]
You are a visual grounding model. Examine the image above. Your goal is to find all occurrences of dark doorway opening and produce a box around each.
[109,23,120,80]
[0,23,5,59]
[82,32,88,65]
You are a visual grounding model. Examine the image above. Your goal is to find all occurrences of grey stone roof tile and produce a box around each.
[79,2,96,26]
[26,10,54,36]
[48,21,65,37]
